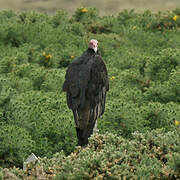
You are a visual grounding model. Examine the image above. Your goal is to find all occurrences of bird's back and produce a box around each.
[62,48,96,109]
[62,45,109,146]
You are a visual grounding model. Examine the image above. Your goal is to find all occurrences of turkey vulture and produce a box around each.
[63,39,109,146]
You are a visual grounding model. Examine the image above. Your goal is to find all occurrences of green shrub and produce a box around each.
[0,77,14,106]
[72,7,99,24]
[6,91,76,158]
[144,48,180,82]
[0,8,179,169]
[2,130,179,179]
[0,125,34,168]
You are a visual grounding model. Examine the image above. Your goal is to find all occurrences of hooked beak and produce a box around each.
[93,47,97,53]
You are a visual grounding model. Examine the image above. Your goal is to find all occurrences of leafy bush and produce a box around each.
[144,48,180,82]
[0,8,179,169]
[1,130,179,179]
[6,91,76,158]
[72,7,99,24]
[0,125,34,168]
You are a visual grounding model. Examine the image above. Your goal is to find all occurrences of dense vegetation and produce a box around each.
[0,7,179,179]
[1,130,180,179]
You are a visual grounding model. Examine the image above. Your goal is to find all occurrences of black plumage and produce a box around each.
[63,41,109,146]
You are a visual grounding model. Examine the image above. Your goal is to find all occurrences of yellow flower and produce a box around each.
[81,8,88,13]
[173,15,178,21]
[46,54,52,59]
[71,55,75,59]
[111,76,115,80]
[175,120,179,126]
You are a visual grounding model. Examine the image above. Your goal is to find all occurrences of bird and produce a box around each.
[62,39,109,146]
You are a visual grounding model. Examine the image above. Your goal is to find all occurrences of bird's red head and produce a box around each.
[89,39,98,52]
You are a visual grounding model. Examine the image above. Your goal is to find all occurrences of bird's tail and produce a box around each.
[76,122,95,146]
[73,100,100,146]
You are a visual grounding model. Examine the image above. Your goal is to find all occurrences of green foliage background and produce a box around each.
[0,8,179,178]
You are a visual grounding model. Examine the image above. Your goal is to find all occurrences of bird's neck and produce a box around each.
[87,48,100,55]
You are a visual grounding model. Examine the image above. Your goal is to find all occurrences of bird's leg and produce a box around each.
[92,103,101,134]
[93,119,99,134]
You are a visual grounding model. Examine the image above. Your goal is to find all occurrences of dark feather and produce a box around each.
[63,48,109,146]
